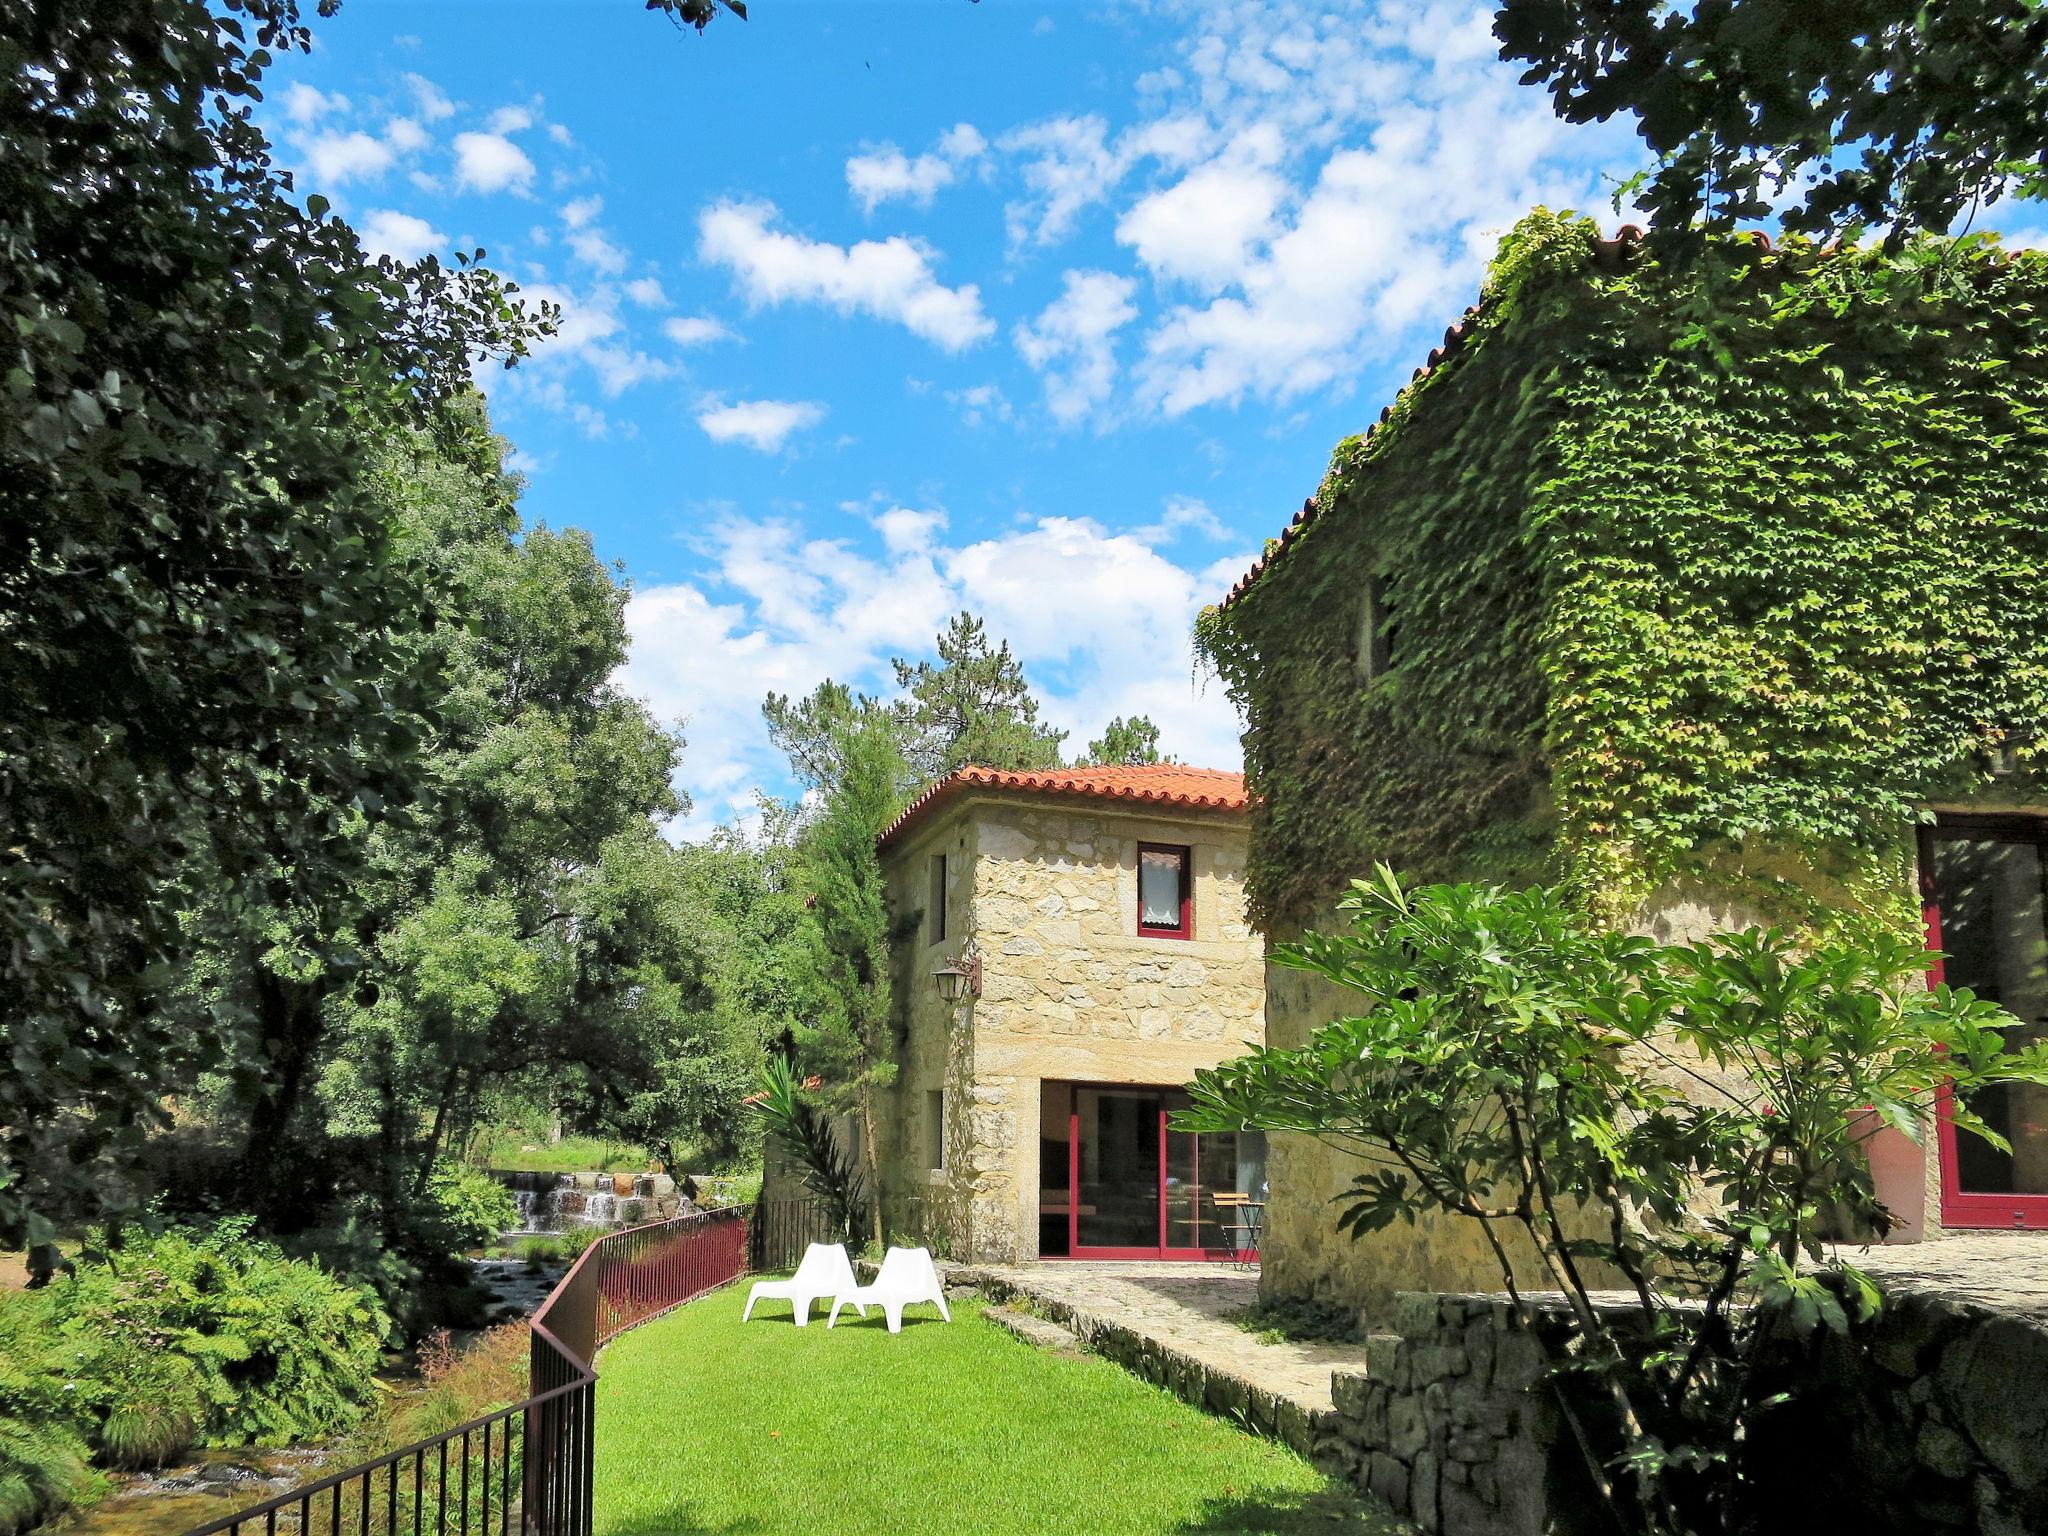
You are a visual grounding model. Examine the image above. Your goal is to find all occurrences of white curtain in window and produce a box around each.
[1139,848,1183,927]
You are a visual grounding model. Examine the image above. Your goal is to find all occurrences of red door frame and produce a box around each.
[1918,817,2048,1231]
[1057,1083,1243,1260]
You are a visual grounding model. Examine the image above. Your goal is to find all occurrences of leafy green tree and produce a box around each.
[0,0,546,1258]
[1083,715,1166,766]
[763,680,896,795]
[789,715,913,1239]
[319,436,692,1200]
[578,825,821,1170]
[891,612,1067,783]
[763,611,1065,801]
[1181,867,2048,1535]
[1494,0,2048,250]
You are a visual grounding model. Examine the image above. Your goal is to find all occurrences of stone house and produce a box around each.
[1195,213,2048,1311]
[869,763,1267,1264]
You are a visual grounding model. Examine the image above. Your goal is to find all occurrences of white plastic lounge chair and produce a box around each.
[826,1246,951,1334]
[742,1242,861,1327]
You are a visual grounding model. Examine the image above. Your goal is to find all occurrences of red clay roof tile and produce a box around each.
[876,763,1248,852]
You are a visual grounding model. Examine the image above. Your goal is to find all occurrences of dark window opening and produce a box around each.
[1358,572,1395,682]
[927,853,947,945]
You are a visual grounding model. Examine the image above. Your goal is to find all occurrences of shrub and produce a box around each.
[418,1162,520,1254]
[376,1323,529,1450]
[0,1417,100,1536]
[1181,868,2048,1536]
[0,1296,104,1536]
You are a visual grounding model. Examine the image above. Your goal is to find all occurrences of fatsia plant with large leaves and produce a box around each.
[1178,867,2048,1535]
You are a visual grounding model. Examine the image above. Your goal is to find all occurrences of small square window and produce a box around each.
[1137,844,1192,939]
[927,853,947,945]
[927,1089,946,1170]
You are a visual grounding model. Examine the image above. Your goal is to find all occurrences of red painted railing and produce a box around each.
[185,1205,752,1536]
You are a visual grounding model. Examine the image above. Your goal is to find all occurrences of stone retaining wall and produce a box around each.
[1317,1293,1569,1536]
[1317,1285,2048,1536]
[953,1265,1327,1459]
[1746,1283,2048,1535]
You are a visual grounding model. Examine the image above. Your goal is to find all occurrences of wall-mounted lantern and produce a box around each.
[932,951,981,1003]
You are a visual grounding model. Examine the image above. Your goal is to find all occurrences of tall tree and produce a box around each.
[890,612,1067,783]
[0,0,544,1257]
[1495,0,2048,250]
[763,680,893,796]
[793,716,910,1241]
[1083,716,1167,767]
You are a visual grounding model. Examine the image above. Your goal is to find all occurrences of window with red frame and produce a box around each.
[1137,843,1192,939]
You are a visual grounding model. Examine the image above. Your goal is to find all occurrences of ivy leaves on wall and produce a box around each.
[1200,211,2048,933]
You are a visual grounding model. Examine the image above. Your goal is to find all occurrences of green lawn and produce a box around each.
[593,1287,1404,1536]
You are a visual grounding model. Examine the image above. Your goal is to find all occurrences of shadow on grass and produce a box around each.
[599,1504,774,1536]
[1172,1484,1410,1535]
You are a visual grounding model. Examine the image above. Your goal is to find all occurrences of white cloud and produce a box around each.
[663,314,735,347]
[586,349,672,396]
[568,227,628,274]
[403,73,455,121]
[696,398,827,452]
[561,195,603,229]
[999,115,1124,249]
[697,199,993,351]
[1116,142,1287,288]
[625,276,670,308]
[303,129,396,185]
[384,117,430,155]
[453,131,536,194]
[357,208,446,261]
[488,104,536,135]
[946,382,1012,427]
[845,122,987,214]
[984,0,1638,422]
[284,82,347,125]
[1134,494,1230,544]
[874,505,948,553]
[1014,270,1138,424]
[618,508,1244,838]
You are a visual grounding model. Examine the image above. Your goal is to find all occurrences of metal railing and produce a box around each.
[749,1196,842,1272]
[185,1204,751,1536]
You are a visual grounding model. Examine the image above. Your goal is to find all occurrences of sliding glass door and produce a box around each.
[1922,817,2048,1230]
[1044,1082,1266,1259]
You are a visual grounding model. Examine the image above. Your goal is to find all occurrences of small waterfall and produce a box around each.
[491,1170,684,1237]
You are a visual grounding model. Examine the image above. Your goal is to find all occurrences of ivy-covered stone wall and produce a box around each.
[1200,211,2048,936]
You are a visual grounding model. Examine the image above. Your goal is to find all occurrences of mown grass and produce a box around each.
[466,1130,651,1175]
[593,1288,1405,1536]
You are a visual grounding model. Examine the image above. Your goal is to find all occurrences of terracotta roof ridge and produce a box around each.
[876,762,1249,852]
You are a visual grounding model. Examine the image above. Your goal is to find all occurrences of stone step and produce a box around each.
[986,1304,1085,1355]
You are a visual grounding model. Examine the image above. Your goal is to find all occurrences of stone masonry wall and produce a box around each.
[880,793,1264,1263]
[1318,1293,1567,1536]
[1319,1282,2048,1536]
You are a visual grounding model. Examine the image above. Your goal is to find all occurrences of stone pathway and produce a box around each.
[1830,1230,2048,1322]
[947,1261,1371,1457]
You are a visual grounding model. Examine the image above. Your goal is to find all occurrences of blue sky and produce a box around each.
[261,1,2047,836]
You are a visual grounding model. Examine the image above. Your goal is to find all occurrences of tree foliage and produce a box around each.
[1083,715,1166,766]
[1494,0,2048,250]
[0,0,546,1252]
[1180,869,2048,1534]
[890,612,1068,783]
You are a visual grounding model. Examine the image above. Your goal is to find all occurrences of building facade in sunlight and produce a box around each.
[1202,213,2048,1311]
[871,764,1267,1264]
